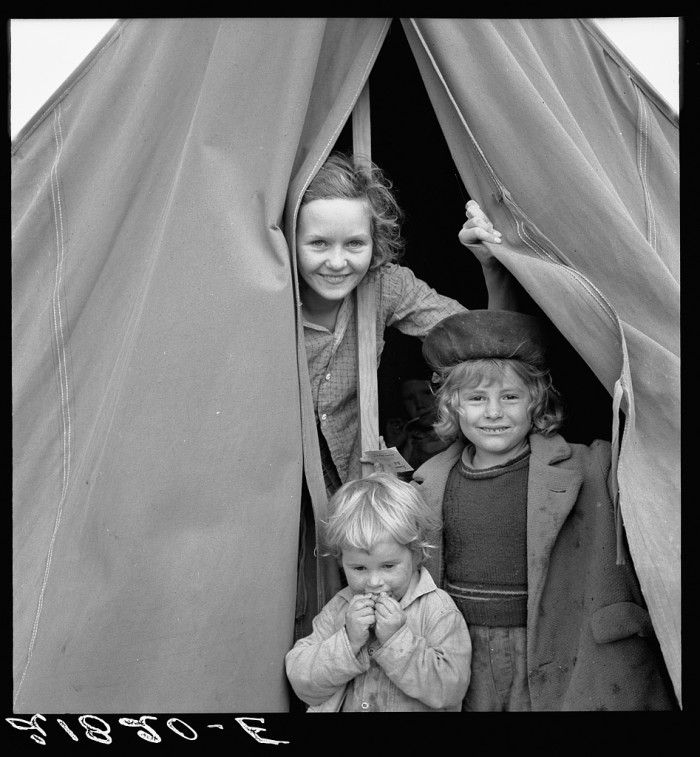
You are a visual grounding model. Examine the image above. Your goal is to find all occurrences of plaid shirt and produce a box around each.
[303,264,466,484]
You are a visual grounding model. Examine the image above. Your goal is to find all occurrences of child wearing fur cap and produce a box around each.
[413,310,676,711]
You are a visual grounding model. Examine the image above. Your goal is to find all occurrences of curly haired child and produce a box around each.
[412,309,676,711]
[285,472,471,712]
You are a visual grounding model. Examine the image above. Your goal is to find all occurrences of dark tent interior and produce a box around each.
[332,21,612,447]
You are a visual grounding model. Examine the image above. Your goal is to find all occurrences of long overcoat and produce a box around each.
[412,433,675,711]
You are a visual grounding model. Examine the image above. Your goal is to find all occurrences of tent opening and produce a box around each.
[335,20,613,446]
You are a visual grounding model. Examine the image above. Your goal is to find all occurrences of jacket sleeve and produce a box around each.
[284,599,369,707]
[372,600,471,710]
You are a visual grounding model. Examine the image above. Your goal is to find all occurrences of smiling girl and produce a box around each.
[412,309,675,711]
[295,152,516,492]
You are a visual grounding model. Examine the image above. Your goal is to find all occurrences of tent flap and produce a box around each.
[12,17,386,713]
[403,17,680,704]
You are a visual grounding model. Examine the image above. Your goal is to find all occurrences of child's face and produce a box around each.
[296,198,373,309]
[457,364,532,468]
[341,537,416,601]
[401,379,436,427]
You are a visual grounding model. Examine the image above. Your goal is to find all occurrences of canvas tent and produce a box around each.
[12,18,680,713]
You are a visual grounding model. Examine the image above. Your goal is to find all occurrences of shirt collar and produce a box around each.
[302,295,353,334]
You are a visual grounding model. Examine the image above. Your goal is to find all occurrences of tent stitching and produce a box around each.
[15,105,73,708]
[518,222,619,330]
[578,18,678,125]
[50,108,72,502]
[634,83,657,250]
[516,216,634,566]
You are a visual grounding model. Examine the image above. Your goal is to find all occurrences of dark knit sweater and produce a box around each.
[443,447,529,627]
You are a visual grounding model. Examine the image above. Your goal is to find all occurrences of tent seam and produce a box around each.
[516,212,634,565]
[634,83,657,251]
[15,106,74,708]
[516,222,620,331]
[578,18,678,126]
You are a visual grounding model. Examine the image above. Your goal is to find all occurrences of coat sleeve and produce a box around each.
[371,598,471,710]
[284,599,369,707]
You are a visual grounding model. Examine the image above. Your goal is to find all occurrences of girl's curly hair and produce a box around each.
[300,152,404,271]
[433,356,566,443]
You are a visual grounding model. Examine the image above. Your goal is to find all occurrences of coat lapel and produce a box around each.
[526,434,582,630]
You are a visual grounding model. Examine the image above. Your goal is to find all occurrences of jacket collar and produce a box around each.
[529,431,573,466]
[414,432,573,478]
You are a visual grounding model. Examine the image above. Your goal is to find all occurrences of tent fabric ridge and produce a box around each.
[513,201,635,555]
[514,210,623,334]
[610,346,635,566]
[634,83,657,251]
[513,215,562,266]
[406,18,503,200]
[49,106,73,501]
[14,105,74,709]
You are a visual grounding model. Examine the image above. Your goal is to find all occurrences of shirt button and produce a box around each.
[325,373,331,381]
[368,648,374,656]
[361,702,369,710]
[320,413,327,421]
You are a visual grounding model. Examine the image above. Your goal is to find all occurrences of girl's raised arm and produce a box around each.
[459,200,520,312]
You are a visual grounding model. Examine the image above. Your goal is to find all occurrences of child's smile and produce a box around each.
[457,365,532,468]
[296,198,373,319]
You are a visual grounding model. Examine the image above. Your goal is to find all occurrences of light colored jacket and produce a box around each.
[413,433,676,711]
[285,566,471,712]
